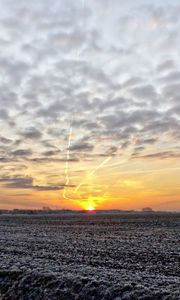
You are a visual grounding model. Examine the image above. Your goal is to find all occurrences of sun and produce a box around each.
[87,202,94,211]
[78,195,98,211]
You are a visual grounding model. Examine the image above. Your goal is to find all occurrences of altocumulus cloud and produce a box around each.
[0,0,180,201]
[0,175,65,191]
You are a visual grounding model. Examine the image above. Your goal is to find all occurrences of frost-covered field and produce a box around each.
[0,213,179,300]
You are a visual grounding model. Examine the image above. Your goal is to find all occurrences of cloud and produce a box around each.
[70,142,94,152]
[0,175,66,191]
[0,136,12,144]
[131,85,158,102]
[20,128,42,140]
[12,149,32,157]
[29,157,79,163]
[42,150,60,156]
[132,151,180,159]
[0,176,33,189]
[0,0,180,209]
[0,109,9,120]
[135,138,158,145]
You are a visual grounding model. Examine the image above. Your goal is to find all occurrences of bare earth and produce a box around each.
[0,213,179,300]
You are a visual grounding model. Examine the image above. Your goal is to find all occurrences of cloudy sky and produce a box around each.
[0,0,180,211]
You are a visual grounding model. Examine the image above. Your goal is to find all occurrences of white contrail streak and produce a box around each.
[74,148,133,194]
[89,156,112,176]
[62,126,73,200]
[74,156,112,193]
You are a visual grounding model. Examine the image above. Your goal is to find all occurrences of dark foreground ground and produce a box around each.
[0,213,179,300]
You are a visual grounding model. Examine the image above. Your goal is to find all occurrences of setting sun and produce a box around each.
[87,202,94,211]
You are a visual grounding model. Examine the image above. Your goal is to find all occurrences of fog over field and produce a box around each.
[0,213,179,299]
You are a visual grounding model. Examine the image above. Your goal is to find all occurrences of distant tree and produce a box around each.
[142,207,153,212]
[43,206,51,211]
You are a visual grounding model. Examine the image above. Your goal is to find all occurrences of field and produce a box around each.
[0,213,179,300]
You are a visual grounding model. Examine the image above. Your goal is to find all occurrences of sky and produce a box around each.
[0,0,180,211]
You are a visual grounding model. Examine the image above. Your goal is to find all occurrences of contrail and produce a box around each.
[74,144,139,194]
[74,156,112,193]
[74,148,132,193]
[62,0,86,200]
[62,126,73,200]
[89,156,112,176]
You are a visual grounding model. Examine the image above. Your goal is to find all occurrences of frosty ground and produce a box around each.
[0,213,179,300]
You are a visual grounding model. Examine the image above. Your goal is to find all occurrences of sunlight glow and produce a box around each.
[87,202,94,211]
